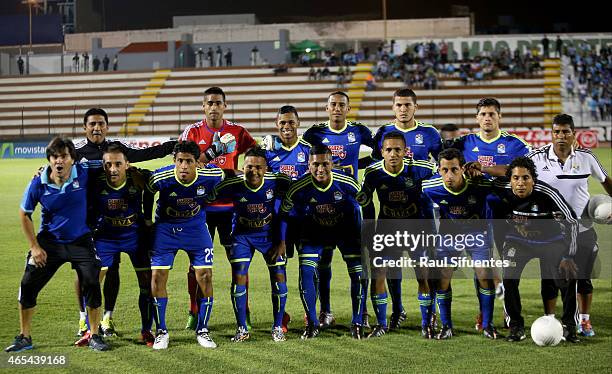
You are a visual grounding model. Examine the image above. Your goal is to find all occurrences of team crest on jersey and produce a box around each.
[468,195,477,204]
[348,132,356,143]
[531,204,539,212]
[497,143,506,154]
[404,178,414,188]
[72,180,80,189]
[213,155,227,166]
[328,145,347,159]
[415,134,424,144]
[334,191,343,201]
[197,186,206,196]
[379,184,388,190]
[128,186,138,194]
[266,189,274,200]
[297,152,306,163]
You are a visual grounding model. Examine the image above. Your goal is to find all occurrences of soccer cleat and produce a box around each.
[421,325,433,339]
[152,330,169,350]
[350,324,364,340]
[319,312,336,329]
[506,326,526,342]
[430,312,438,331]
[272,326,287,342]
[140,330,155,347]
[562,325,580,343]
[281,312,291,334]
[367,325,387,339]
[301,325,320,340]
[389,309,407,330]
[197,329,218,348]
[474,313,483,331]
[74,331,91,346]
[5,334,33,352]
[89,334,110,351]
[578,319,595,337]
[435,325,453,340]
[185,312,197,330]
[230,326,250,343]
[495,283,505,300]
[483,325,503,340]
[100,316,117,337]
[76,318,88,337]
[362,313,371,329]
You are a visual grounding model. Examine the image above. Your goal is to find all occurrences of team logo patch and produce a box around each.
[468,195,477,204]
[239,197,248,203]
[266,189,274,200]
[196,186,206,195]
[348,132,356,143]
[439,200,448,204]
[497,143,506,154]
[542,165,549,171]
[129,186,138,194]
[415,134,423,144]
[334,191,343,201]
[404,178,414,188]
[531,204,539,212]
[72,180,80,189]
[198,140,207,145]
[309,197,318,203]
[272,156,281,161]
[322,138,330,144]
[297,152,306,163]
[328,145,347,159]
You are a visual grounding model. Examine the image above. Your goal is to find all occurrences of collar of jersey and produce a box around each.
[477,131,501,144]
[281,138,300,151]
[174,168,197,187]
[204,119,225,134]
[41,165,78,190]
[443,176,469,195]
[243,176,265,192]
[312,172,334,192]
[326,120,348,134]
[393,120,419,132]
[547,143,575,161]
[106,179,127,191]
[382,161,405,177]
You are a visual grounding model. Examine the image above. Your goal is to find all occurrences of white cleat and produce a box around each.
[272,326,287,342]
[152,331,169,350]
[197,329,217,348]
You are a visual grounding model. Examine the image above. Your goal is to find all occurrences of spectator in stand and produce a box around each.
[321,66,330,79]
[365,72,377,91]
[93,56,100,72]
[102,55,110,71]
[542,35,550,58]
[588,96,599,120]
[224,48,232,67]
[555,36,563,58]
[72,53,80,73]
[112,55,118,71]
[308,66,316,80]
[17,56,24,75]
[565,76,575,99]
[82,52,89,73]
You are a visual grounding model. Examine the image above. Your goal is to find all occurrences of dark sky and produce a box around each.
[2,0,610,34]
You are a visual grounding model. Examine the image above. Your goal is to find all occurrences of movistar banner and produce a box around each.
[0,142,48,159]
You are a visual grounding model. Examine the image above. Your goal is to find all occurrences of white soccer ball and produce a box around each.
[587,194,612,225]
[530,316,563,347]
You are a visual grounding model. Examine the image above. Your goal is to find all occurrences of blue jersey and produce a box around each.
[422,176,492,234]
[208,173,291,235]
[20,162,100,243]
[359,159,436,219]
[372,121,443,161]
[265,138,311,180]
[456,131,530,167]
[303,121,374,179]
[147,165,224,225]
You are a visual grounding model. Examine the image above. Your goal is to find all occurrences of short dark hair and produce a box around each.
[103,144,128,161]
[476,98,501,114]
[440,123,459,132]
[552,113,575,131]
[328,91,350,104]
[204,86,226,102]
[438,148,465,166]
[277,105,299,120]
[46,137,77,161]
[392,88,417,104]
[173,141,200,160]
[309,144,332,157]
[83,108,108,125]
[506,156,538,180]
[244,146,267,160]
[382,131,406,146]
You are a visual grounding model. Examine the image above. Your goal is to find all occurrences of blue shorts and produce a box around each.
[95,237,150,271]
[152,222,213,270]
[230,232,285,267]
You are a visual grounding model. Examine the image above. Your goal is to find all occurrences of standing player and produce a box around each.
[527,114,612,337]
[358,132,436,337]
[422,148,500,340]
[279,145,367,339]
[179,87,257,330]
[302,91,374,328]
[74,107,176,337]
[89,145,154,346]
[5,138,108,352]
[207,148,291,342]
[146,141,224,349]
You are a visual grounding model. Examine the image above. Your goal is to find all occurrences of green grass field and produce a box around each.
[0,149,610,373]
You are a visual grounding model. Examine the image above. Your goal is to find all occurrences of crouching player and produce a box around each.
[358,131,437,338]
[279,145,367,339]
[146,141,224,349]
[422,148,500,339]
[207,147,291,342]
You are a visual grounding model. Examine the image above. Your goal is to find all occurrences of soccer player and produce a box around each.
[526,114,612,337]
[74,107,176,337]
[487,157,579,343]
[358,131,436,337]
[179,86,257,330]
[89,145,154,346]
[422,148,500,340]
[5,137,109,352]
[279,145,367,339]
[439,123,460,142]
[207,148,291,342]
[146,141,224,349]
[302,91,374,328]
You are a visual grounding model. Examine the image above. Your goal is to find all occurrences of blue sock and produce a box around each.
[196,297,213,332]
[387,278,404,314]
[152,297,168,332]
[436,289,452,328]
[347,262,366,325]
[231,283,248,329]
[371,292,388,328]
[139,291,153,332]
[299,261,319,326]
[418,293,433,328]
[271,281,288,328]
[318,263,332,313]
[479,287,495,329]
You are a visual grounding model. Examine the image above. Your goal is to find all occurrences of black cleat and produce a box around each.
[483,325,503,340]
[301,325,320,340]
[421,325,433,339]
[350,324,364,340]
[88,334,110,351]
[5,335,33,352]
[563,325,580,343]
[367,325,388,338]
[389,309,407,330]
[435,325,453,340]
[506,326,526,342]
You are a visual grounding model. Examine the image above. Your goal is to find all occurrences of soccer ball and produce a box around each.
[587,194,612,225]
[530,316,563,347]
